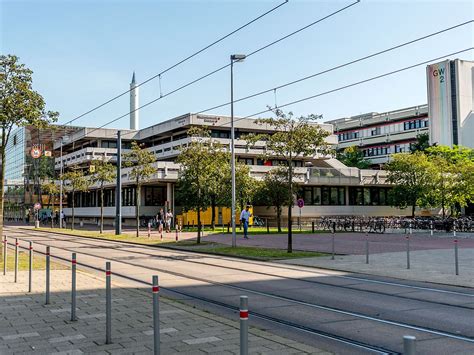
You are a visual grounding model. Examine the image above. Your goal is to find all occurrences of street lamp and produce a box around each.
[58,135,70,228]
[230,54,246,248]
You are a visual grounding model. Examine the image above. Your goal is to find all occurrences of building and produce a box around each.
[52,74,410,226]
[326,58,474,166]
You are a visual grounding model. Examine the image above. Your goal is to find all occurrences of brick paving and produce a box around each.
[0,269,330,354]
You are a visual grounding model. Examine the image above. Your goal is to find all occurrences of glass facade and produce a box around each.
[301,186,346,206]
[4,127,26,182]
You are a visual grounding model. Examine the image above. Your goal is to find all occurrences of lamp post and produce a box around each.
[230,54,246,248]
[58,135,69,228]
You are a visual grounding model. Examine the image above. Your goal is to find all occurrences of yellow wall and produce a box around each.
[177,206,253,227]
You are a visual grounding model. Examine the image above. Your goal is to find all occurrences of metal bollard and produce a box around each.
[148,222,151,238]
[106,262,112,344]
[3,236,7,275]
[227,223,230,233]
[14,238,18,283]
[430,220,434,236]
[311,221,315,233]
[71,253,77,321]
[267,219,270,234]
[28,241,33,293]
[454,239,459,276]
[152,275,160,355]
[453,221,457,238]
[331,231,335,260]
[406,235,410,270]
[46,246,50,305]
[175,228,178,242]
[240,296,248,355]
[403,335,416,355]
[409,222,412,235]
[365,233,369,264]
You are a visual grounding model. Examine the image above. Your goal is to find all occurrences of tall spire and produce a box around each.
[131,71,136,85]
[130,71,139,130]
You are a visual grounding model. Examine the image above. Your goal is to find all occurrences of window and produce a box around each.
[300,186,344,205]
[349,187,391,205]
[339,131,359,141]
[122,187,136,206]
[101,140,117,148]
[144,186,165,206]
[238,158,253,165]
[371,127,381,136]
[13,135,17,145]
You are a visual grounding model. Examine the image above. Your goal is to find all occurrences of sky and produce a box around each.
[1,0,473,131]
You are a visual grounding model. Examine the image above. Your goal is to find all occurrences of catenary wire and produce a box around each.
[59,0,289,126]
[195,19,473,114]
[82,0,361,137]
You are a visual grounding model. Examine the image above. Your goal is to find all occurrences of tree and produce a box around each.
[0,54,58,238]
[61,170,90,230]
[336,146,370,169]
[122,141,157,238]
[410,132,431,153]
[91,159,116,234]
[424,145,474,217]
[221,163,257,217]
[253,168,289,232]
[41,181,59,209]
[245,108,330,253]
[385,152,434,217]
[176,127,223,243]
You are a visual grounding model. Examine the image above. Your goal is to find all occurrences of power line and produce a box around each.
[236,47,473,121]
[84,0,360,137]
[60,0,289,126]
[196,20,473,114]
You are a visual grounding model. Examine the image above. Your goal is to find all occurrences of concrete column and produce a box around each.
[166,183,172,213]
[345,187,350,205]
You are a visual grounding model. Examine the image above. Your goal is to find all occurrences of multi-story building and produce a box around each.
[327,58,474,166]
[326,105,429,166]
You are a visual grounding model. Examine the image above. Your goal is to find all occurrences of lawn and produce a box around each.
[162,242,327,260]
[183,226,326,235]
[0,250,66,271]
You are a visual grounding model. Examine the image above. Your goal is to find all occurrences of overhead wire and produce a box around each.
[83,0,361,137]
[195,20,473,114]
[60,0,290,126]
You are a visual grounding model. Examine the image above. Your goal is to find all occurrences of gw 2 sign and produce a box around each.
[30,146,42,159]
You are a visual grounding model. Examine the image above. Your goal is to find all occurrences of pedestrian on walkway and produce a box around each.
[240,205,252,239]
[166,210,173,233]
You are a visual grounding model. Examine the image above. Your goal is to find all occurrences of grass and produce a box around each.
[183,226,326,235]
[0,251,66,271]
[163,242,328,260]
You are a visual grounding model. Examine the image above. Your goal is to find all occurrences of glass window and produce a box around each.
[363,188,371,205]
[330,187,338,205]
[338,187,345,205]
[321,187,330,205]
[144,187,165,206]
[313,187,321,205]
[303,188,313,205]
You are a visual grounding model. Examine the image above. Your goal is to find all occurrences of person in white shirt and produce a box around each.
[240,206,252,239]
[166,211,173,233]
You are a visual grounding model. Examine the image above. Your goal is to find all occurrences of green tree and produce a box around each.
[176,127,223,243]
[222,163,257,217]
[386,152,434,217]
[91,159,116,234]
[410,132,431,153]
[123,141,157,238]
[336,146,370,169]
[62,170,90,230]
[253,168,289,232]
[41,180,59,227]
[0,54,58,239]
[245,108,330,253]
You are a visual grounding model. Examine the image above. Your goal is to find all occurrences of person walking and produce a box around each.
[240,205,252,239]
[166,210,173,233]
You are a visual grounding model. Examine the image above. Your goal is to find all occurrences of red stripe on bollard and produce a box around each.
[106,271,111,276]
[152,286,159,293]
[454,239,458,243]
[240,310,249,319]
[16,241,19,246]
[30,246,33,250]
[72,259,77,264]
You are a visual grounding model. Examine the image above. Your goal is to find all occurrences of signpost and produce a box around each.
[33,203,41,228]
[297,198,304,231]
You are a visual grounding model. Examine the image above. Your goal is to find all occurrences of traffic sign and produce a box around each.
[297,198,304,208]
[34,203,42,210]
[30,146,42,159]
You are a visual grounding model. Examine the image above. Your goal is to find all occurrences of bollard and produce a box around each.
[430,220,434,236]
[453,221,457,238]
[28,241,33,293]
[46,246,50,305]
[152,275,160,355]
[227,223,230,233]
[14,238,18,283]
[267,219,270,234]
[331,231,335,260]
[406,235,410,270]
[148,222,151,238]
[332,221,336,234]
[106,261,112,344]
[403,335,416,355]
[71,253,77,321]
[365,233,369,264]
[175,228,178,242]
[312,221,315,233]
[409,221,412,235]
[240,296,248,355]
[3,236,7,275]
[454,239,459,276]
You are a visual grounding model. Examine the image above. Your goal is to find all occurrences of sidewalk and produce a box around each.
[0,270,330,354]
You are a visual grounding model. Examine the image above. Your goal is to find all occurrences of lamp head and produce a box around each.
[231,54,246,62]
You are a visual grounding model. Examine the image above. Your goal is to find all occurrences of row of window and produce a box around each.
[238,158,305,167]
[404,119,428,130]
[362,146,390,157]
[338,131,359,141]
[300,186,392,206]
[348,187,391,206]
[67,187,138,208]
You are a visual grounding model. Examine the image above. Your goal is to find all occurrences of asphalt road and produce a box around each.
[4,226,474,354]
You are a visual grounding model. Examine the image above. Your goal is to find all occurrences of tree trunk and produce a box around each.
[211,196,216,230]
[100,186,104,234]
[51,193,54,229]
[71,190,75,230]
[276,206,282,233]
[411,203,415,218]
[287,163,293,253]
[197,208,201,244]
[135,184,140,238]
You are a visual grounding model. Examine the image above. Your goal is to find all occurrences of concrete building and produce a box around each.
[326,58,473,166]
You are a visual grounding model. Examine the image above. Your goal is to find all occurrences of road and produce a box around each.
[4,226,474,354]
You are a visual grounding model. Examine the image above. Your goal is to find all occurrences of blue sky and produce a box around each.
[1,0,473,130]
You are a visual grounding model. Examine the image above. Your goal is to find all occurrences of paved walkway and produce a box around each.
[0,270,329,354]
